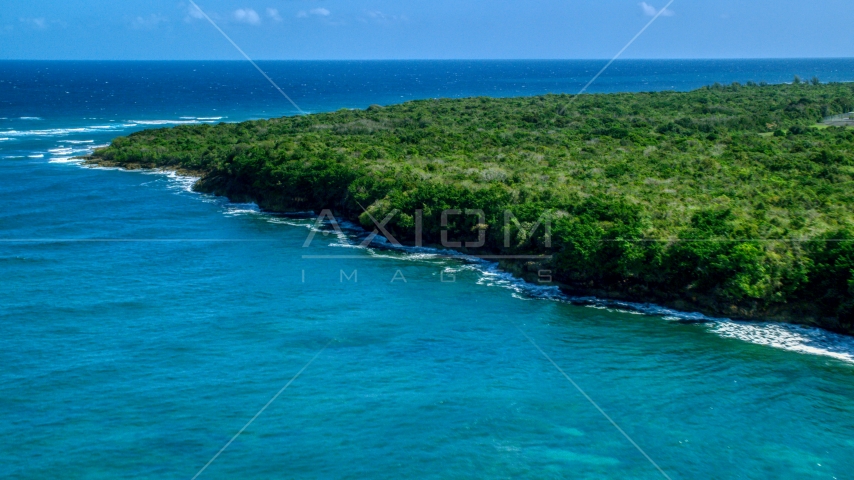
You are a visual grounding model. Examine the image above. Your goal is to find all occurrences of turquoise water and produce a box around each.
[2,61,854,479]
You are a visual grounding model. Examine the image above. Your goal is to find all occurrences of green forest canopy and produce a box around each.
[91,81,854,332]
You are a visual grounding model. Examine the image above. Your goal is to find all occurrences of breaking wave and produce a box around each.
[64,163,854,366]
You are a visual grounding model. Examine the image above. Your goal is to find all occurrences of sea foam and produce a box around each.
[49,157,83,164]
[711,321,854,363]
[325,231,854,364]
[130,119,216,126]
[137,169,199,193]
[64,163,854,365]
[466,260,854,363]
[48,147,74,155]
[224,204,261,216]
[1,124,129,137]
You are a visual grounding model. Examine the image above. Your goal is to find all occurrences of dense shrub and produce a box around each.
[91,82,854,330]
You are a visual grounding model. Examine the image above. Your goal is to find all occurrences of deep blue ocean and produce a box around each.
[2,60,854,479]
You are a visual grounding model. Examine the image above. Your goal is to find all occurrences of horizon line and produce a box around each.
[2,56,854,62]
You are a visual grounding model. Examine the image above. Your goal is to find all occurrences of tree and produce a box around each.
[87,82,854,332]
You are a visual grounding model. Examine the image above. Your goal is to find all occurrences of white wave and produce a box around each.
[267,217,319,230]
[66,140,94,144]
[266,215,364,241]
[81,162,199,194]
[711,321,854,363]
[62,156,854,365]
[19,117,42,120]
[48,147,74,155]
[1,124,129,137]
[179,117,196,120]
[197,117,224,121]
[3,128,87,137]
[0,138,10,141]
[366,250,449,263]
[49,157,84,164]
[83,165,123,172]
[129,119,201,126]
[28,154,44,158]
[461,260,854,364]
[224,204,261,216]
[137,169,199,193]
[165,171,199,193]
[333,236,854,365]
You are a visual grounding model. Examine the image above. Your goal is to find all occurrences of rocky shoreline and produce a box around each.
[83,155,845,335]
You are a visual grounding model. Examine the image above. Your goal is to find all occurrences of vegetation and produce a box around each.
[88,82,854,333]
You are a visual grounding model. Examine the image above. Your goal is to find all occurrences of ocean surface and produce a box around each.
[2,60,854,479]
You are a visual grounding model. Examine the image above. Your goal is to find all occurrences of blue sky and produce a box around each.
[2,0,853,60]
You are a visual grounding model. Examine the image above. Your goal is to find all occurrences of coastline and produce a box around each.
[10,60,854,479]
[78,84,854,337]
[81,156,844,336]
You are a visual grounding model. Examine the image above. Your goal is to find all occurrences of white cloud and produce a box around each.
[266,8,282,22]
[364,11,408,24]
[234,8,261,25]
[20,17,48,29]
[640,2,656,16]
[19,17,68,30]
[639,2,674,17]
[187,5,205,20]
[131,14,168,30]
[298,8,331,18]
